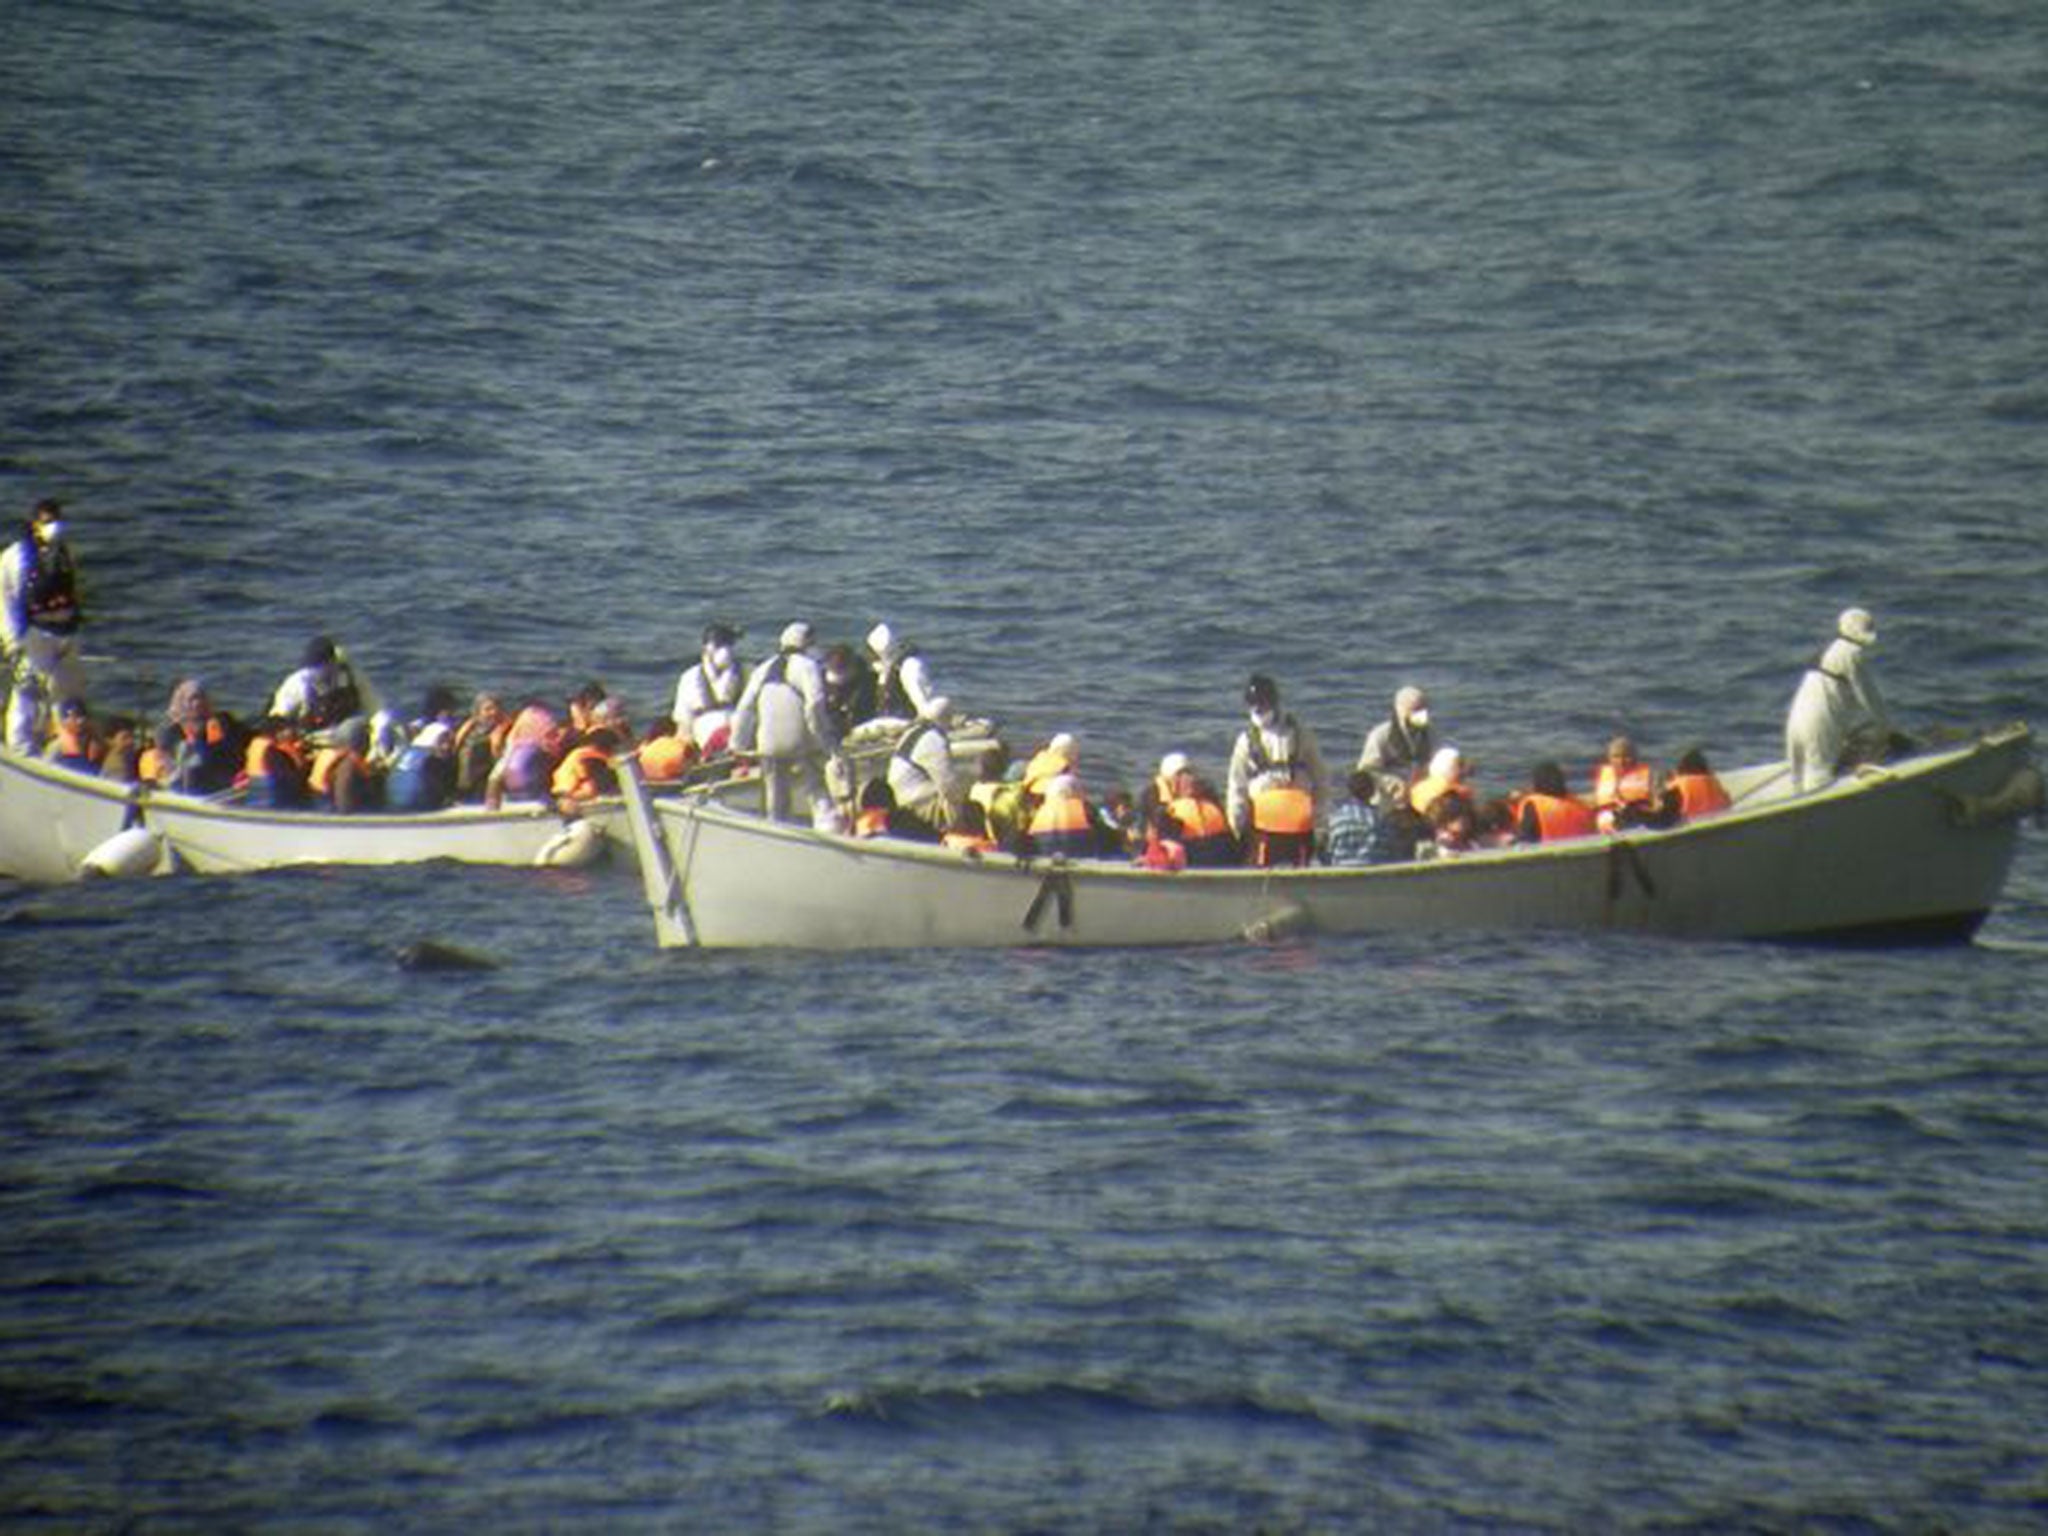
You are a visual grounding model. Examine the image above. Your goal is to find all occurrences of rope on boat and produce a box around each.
[1022,866,1076,934]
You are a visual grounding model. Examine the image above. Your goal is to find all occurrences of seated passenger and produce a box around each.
[1324,768,1384,867]
[1515,761,1599,844]
[98,715,141,784]
[453,692,510,802]
[1594,736,1674,832]
[241,716,311,808]
[551,726,621,810]
[1666,747,1732,821]
[1026,772,1099,859]
[1021,732,1080,796]
[159,679,238,794]
[1426,792,1477,856]
[310,718,380,813]
[941,799,1000,855]
[387,721,458,812]
[1409,745,1475,822]
[1137,806,1188,871]
[486,703,562,808]
[44,697,101,772]
[1150,753,1236,867]
[636,717,695,784]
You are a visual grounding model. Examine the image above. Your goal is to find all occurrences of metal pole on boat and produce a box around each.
[613,752,698,947]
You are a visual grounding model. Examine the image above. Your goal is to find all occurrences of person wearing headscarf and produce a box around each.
[1784,607,1894,793]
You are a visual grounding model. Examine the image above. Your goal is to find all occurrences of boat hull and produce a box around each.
[620,726,2038,950]
[0,751,156,882]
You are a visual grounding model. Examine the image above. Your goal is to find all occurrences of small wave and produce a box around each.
[814,1379,1335,1438]
[69,1175,220,1205]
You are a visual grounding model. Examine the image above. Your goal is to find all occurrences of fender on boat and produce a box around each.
[80,825,165,879]
[1942,763,2046,829]
[534,817,606,868]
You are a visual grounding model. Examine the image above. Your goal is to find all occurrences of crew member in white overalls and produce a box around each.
[1784,607,1892,793]
[1,498,87,755]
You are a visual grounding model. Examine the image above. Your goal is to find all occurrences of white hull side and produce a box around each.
[140,797,623,874]
[627,728,2035,950]
[0,752,152,883]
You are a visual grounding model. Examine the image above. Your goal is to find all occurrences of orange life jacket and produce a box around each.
[1668,770,1731,819]
[243,734,305,781]
[1594,760,1659,832]
[1410,774,1470,819]
[637,734,693,783]
[309,745,368,798]
[550,743,614,802]
[1517,791,1599,843]
[1250,782,1315,835]
[1169,793,1230,840]
[854,806,891,838]
[941,830,998,854]
[1028,794,1093,837]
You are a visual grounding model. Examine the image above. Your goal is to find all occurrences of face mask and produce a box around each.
[709,645,734,668]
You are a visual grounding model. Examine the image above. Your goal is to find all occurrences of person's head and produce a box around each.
[303,635,339,670]
[866,621,895,659]
[1158,750,1191,787]
[167,678,211,727]
[1347,767,1377,804]
[29,498,64,545]
[471,691,505,724]
[1428,745,1464,783]
[1606,735,1638,766]
[702,623,739,665]
[1675,747,1711,775]
[1047,731,1077,764]
[421,685,461,722]
[1531,760,1569,797]
[1245,674,1280,724]
[1395,685,1428,728]
[779,620,814,655]
[1838,607,1877,647]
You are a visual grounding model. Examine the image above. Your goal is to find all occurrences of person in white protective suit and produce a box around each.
[730,621,836,824]
[1784,607,1893,793]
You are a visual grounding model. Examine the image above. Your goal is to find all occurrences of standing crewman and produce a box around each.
[1226,674,1329,868]
[1357,684,1435,811]
[2,498,87,755]
[1784,607,1894,793]
[731,621,836,824]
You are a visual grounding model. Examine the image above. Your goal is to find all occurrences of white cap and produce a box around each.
[1838,607,1876,645]
[1049,732,1077,761]
[1159,751,1190,779]
[1396,685,1427,717]
[1429,745,1463,781]
[867,622,894,656]
[780,621,813,651]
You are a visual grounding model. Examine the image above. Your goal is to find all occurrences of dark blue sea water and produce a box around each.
[6,0,2048,1527]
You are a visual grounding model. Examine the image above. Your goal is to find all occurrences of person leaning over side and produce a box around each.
[1226,674,1328,869]
[2,498,88,755]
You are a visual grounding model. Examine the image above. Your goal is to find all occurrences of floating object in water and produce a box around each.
[395,939,498,973]
[534,818,606,868]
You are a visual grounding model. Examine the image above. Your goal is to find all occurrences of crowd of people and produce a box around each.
[6,498,1905,868]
